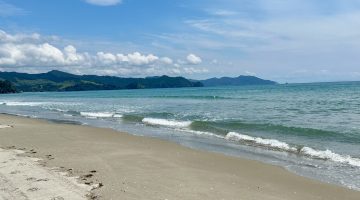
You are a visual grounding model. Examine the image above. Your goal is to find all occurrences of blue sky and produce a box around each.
[1,0,360,82]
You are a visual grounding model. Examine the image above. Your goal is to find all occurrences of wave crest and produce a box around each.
[225,132,360,167]
[225,132,297,151]
[300,147,360,167]
[142,118,192,128]
[2,102,45,106]
[80,112,122,118]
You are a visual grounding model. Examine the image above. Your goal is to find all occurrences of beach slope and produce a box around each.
[0,114,359,200]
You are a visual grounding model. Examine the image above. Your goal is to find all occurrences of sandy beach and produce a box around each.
[0,114,359,200]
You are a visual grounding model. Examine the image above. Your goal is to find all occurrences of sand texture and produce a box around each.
[0,114,359,200]
[0,148,92,200]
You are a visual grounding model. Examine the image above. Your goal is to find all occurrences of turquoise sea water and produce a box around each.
[1,82,360,190]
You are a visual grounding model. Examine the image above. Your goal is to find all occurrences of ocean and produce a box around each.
[1,82,359,190]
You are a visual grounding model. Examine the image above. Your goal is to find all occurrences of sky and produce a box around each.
[1,0,360,83]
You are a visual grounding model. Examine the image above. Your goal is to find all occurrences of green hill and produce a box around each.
[0,70,203,92]
[0,80,17,94]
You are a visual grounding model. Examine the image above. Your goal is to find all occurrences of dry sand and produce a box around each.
[0,148,92,200]
[0,114,359,200]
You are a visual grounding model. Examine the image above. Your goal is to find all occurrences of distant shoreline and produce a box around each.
[0,70,278,93]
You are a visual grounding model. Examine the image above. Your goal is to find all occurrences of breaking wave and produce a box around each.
[142,118,192,128]
[225,132,297,151]
[225,132,360,167]
[80,112,123,118]
[300,147,360,167]
[1,101,46,107]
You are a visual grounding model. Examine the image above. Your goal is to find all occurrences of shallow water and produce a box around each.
[1,82,359,190]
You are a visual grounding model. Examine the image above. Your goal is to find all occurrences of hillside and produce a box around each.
[0,70,203,92]
[201,76,277,87]
[0,80,17,94]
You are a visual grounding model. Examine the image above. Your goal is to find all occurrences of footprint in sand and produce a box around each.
[28,149,37,154]
[26,177,49,182]
[26,177,37,181]
[36,178,49,182]
[27,187,39,192]
[10,170,21,174]
[46,154,55,160]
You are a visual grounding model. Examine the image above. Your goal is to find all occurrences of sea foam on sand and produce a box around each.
[0,148,92,200]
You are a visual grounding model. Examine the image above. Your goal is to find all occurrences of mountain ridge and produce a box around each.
[0,70,203,92]
[0,70,277,93]
[200,75,277,87]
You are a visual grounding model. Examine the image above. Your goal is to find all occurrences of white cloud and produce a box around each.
[159,57,173,65]
[245,71,256,76]
[0,43,64,66]
[161,0,360,82]
[85,0,122,6]
[0,30,41,43]
[64,45,87,64]
[208,9,238,16]
[186,54,202,65]
[126,52,158,65]
[183,67,208,74]
[0,30,208,77]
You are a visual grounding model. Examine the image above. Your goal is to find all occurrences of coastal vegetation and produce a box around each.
[0,70,203,92]
[0,80,17,94]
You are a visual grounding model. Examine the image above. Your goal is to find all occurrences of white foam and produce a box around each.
[113,114,124,118]
[80,112,122,118]
[176,129,224,139]
[300,147,360,167]
[4,102,45,106]
[142,118,192,128]
[225,132,297,151]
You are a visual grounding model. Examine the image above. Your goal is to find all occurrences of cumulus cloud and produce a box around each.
[85,0,122,6]
[0,30,208,76]
[159,57,173,65]
[0,30,41,43]
[186,54,202,65]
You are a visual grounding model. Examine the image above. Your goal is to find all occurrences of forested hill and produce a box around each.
[0,70,203,92]
[0,80,17,94]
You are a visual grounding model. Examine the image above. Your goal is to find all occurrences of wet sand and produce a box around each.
[0,114,359,200]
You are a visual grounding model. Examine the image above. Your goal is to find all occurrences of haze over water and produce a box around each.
[1,82,360,190]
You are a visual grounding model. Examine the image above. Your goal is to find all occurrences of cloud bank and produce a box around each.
[0,30,206,76]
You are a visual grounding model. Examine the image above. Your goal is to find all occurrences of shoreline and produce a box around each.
[0,113,359,199]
